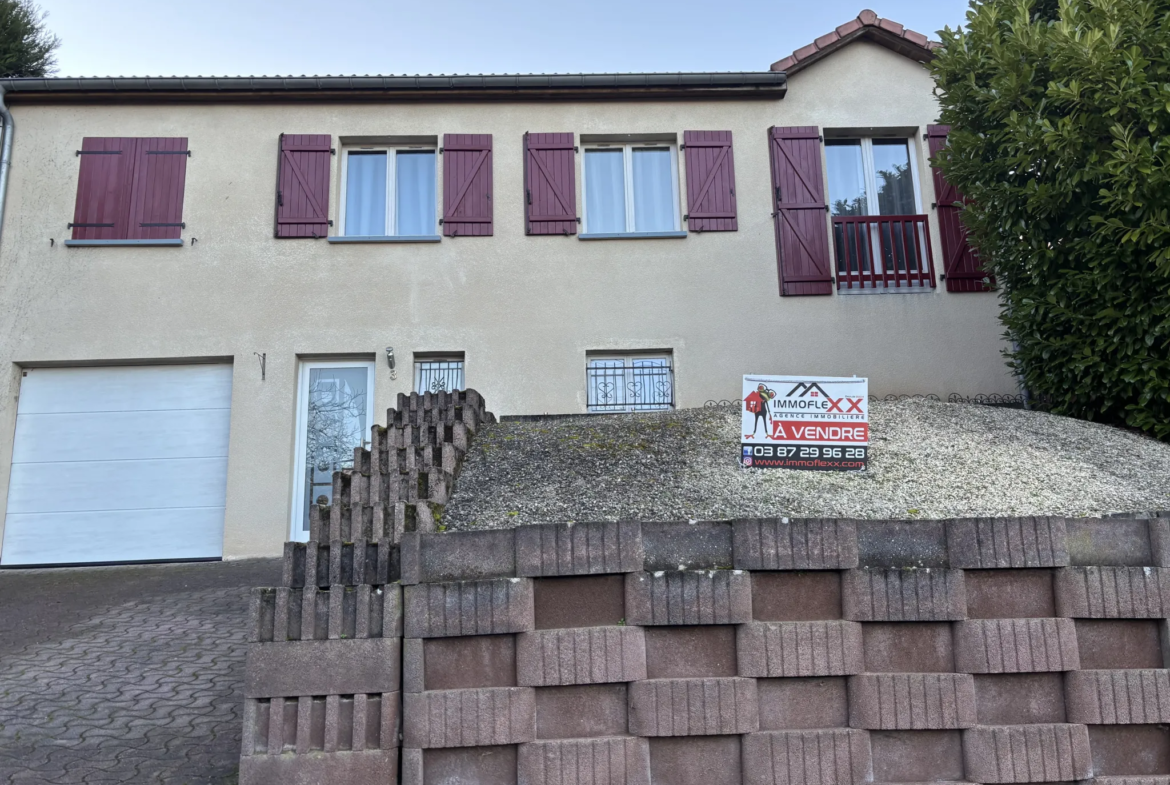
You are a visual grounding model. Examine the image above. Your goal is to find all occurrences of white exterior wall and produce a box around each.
[0,42,1011,559]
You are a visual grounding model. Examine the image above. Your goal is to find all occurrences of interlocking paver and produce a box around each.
[0,560,279,784]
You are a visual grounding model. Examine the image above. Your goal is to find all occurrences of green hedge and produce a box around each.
[932,0,1170,438]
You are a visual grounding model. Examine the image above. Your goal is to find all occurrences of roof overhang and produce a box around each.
[0,72,787,104]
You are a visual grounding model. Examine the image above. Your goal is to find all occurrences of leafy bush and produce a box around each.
[932,0,1170,437]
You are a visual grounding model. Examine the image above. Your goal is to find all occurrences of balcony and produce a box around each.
[832,214,936,290]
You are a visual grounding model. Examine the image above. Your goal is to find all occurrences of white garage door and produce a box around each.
[1,364,232,566]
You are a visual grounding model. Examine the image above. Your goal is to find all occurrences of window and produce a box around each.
[340,146,437,237]
[582,144,681,235]
[414,355,465,394]
[825,137,933,290]
[586,354,674,413]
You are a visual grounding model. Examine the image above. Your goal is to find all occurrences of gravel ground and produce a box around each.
[442,401,1170,528]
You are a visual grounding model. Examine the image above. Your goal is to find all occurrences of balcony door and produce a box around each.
[290,360,375,542]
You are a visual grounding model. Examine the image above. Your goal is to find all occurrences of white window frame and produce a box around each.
[586,353,675,413]
[827,135,931,293]
[828,136,924,218]
[413,356,466,394]
[289,359,376,542]
[581,143,682,234]
[338,145,438,237]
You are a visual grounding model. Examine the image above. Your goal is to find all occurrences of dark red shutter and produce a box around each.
[71,137,137,240]
[442,134,492,237]
[275,134,332,238]
[683,131,737,232]
[128,137,189,240]
[524,133,576,236]
[927,125,991,293]
[769,127,833,296]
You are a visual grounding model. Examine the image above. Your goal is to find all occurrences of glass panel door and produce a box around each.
[291,361,375,541]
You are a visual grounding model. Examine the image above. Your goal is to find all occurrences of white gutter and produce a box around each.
[0,86,13,241]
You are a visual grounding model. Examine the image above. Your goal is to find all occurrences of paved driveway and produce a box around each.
[0,558,281,784]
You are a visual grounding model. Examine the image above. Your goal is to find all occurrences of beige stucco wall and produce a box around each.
[0,41,1012,559]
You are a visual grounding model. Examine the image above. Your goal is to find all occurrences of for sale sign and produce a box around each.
[741,375,869,471]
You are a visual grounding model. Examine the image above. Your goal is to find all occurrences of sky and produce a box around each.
[37,0,971,78]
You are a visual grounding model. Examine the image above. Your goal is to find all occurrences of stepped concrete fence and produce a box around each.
[239,392,1170,784]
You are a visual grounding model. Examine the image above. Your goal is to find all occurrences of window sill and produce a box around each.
[64,239,184,247]
[578,231,687,241]
[327,235,441,244]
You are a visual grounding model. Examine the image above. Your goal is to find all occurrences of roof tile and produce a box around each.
[771,9,938,75]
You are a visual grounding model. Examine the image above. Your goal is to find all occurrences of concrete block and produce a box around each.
[953,618,1079,673]
[404,638,424,693]
[962,723,1091,782]
[847,673,976,729]
[422,634,517,691]
[650,736,742,785]
[1066,669,1170,724]
[410,745,518,785]
[733,518,859,570]
[535,684,627,739]
[402,687,535,748]
[625,570,752,626]
[627,677,758,736]
[404,577,534,638]
[965,569,1056,619]
[843,569,965,621]
[516,521,644,576]
[244,639,400,697]
[974,673,1067,725]
[517,626,646,686]
[1055,567,1170,618]
[1077,619,1165,668]
[518,737,650,785]
[752,571,843,621]
[243,693,398,756]
[863,623,954,673]
[401,529,517,585]
[534,575,626,629]
[645,626,736,678]
[947,517,1068,568]
[870,729,964,781]
[742,729,871,785]
[1068,517,1156,566]
[737,621,863,677]
[856,520,948,568]
[757,677,848,730]
[642,520,733,570]
[1089,725,1170,777]
[238,749,398,785]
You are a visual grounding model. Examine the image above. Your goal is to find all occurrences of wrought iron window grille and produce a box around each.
[414,359,465,394]
[587,360,674,413]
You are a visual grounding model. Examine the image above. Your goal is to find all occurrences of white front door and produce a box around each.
[1,364,233,566]
[290,361,375,542]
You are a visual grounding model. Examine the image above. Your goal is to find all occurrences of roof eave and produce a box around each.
[0,73,788,102]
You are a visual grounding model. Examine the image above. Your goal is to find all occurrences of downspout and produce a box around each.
[0,86,13,243]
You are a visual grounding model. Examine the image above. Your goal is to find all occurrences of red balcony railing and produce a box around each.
[832,215,936,290]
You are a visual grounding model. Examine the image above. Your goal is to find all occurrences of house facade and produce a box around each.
[0,12,1006,566]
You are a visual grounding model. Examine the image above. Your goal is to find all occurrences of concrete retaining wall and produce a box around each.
[241,510,1170,784]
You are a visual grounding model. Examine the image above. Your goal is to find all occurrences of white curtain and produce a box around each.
[632,148,674,232]
[396,151,436,236]
[345,152,387,236]
[585,150,627,233]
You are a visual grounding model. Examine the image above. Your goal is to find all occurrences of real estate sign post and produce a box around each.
[741,375,869,471]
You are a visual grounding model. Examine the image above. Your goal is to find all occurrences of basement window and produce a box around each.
[586,353,674,413]
[414,354,465,394]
